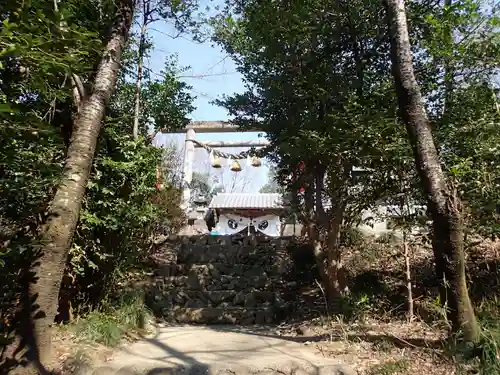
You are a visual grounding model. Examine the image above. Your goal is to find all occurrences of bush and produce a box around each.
[71,292,152,347]
[341,227,365,247]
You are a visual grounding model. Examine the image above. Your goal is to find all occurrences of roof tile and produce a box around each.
[209,193,283,209]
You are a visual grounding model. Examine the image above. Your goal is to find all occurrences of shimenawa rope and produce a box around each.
[186,139,268,160]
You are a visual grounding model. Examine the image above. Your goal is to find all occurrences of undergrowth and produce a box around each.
[317,295,500,374]
[68,292,152,347]
[304,236,500,374]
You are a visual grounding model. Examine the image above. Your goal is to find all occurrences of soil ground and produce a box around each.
[52,319,456,375]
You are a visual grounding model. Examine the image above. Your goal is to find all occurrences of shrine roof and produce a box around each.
[209,193,283,209]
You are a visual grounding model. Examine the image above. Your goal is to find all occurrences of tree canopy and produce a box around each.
[1,0,500,371]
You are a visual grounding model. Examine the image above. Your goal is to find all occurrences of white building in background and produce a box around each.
[357,204,428,237]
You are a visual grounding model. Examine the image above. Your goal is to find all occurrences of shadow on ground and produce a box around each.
[85,324,355,375]
[206,324,444,350]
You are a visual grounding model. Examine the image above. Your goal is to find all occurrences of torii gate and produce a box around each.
[169,121,270,211]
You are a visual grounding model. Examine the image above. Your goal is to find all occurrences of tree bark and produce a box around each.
[385,0,479,342]
[403,232,414,322]
[309,162,350,306]
[132,1,150,140]
[302,172,316,240]
[22,0,134,367]
[442,0,453,117]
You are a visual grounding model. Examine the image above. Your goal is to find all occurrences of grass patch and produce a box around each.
[367,359,410,375]
[449,299,500,374]
[471,299,500,374]
[70,292,152,347]
[477,331,500,375]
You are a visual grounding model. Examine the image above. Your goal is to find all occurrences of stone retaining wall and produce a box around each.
[147,235,293,324]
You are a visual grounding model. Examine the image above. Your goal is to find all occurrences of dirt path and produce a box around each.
[79,325,355,374]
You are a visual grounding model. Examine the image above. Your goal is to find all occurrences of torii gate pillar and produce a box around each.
[180,125,196,211]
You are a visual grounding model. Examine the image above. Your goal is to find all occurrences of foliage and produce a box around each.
[477,317,500,374]
[0,0,111,345]
[340,228,366,248]
[416,0,500,238]
[450,298,500,374]
[0,0,196,347]
[0,0,103,228]
[189,171,225,204]
[0,0,499,368]
[259,165,284,194]
[258,184,278,194]
[112,49,196,137]
[69,127,180,306]
[211,0,499,236]
[190,171,212,199]
[210,0,412,233]
[441,85,500,238]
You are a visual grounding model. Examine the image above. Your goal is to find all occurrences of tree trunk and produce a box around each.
[403,232,414,322]
[323,201,348,308]
[442,0,453,117]
[311,162,349,307]
[323,159,351,304]
[132,6,149,140]
[385,0,479,342]
[21,0,134,367]
[302,172,329,298]
[302,173,316,240]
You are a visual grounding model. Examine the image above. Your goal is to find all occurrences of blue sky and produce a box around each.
[145,2,269,193]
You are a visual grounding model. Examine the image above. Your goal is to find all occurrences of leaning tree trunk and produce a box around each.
[385,0,479,342]
[24,0,134,367]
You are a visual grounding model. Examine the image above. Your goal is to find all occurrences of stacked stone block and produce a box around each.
[148,235,292,324]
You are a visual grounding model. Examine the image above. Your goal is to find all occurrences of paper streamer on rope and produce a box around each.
[230,159,242,172]
[252,215,281,237]
[251,156,262,167]
[216,214,250,235]
[210,150,222,168]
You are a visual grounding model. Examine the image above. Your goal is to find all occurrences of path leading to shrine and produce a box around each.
[80,324,355,375]
[73,234,355,374]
